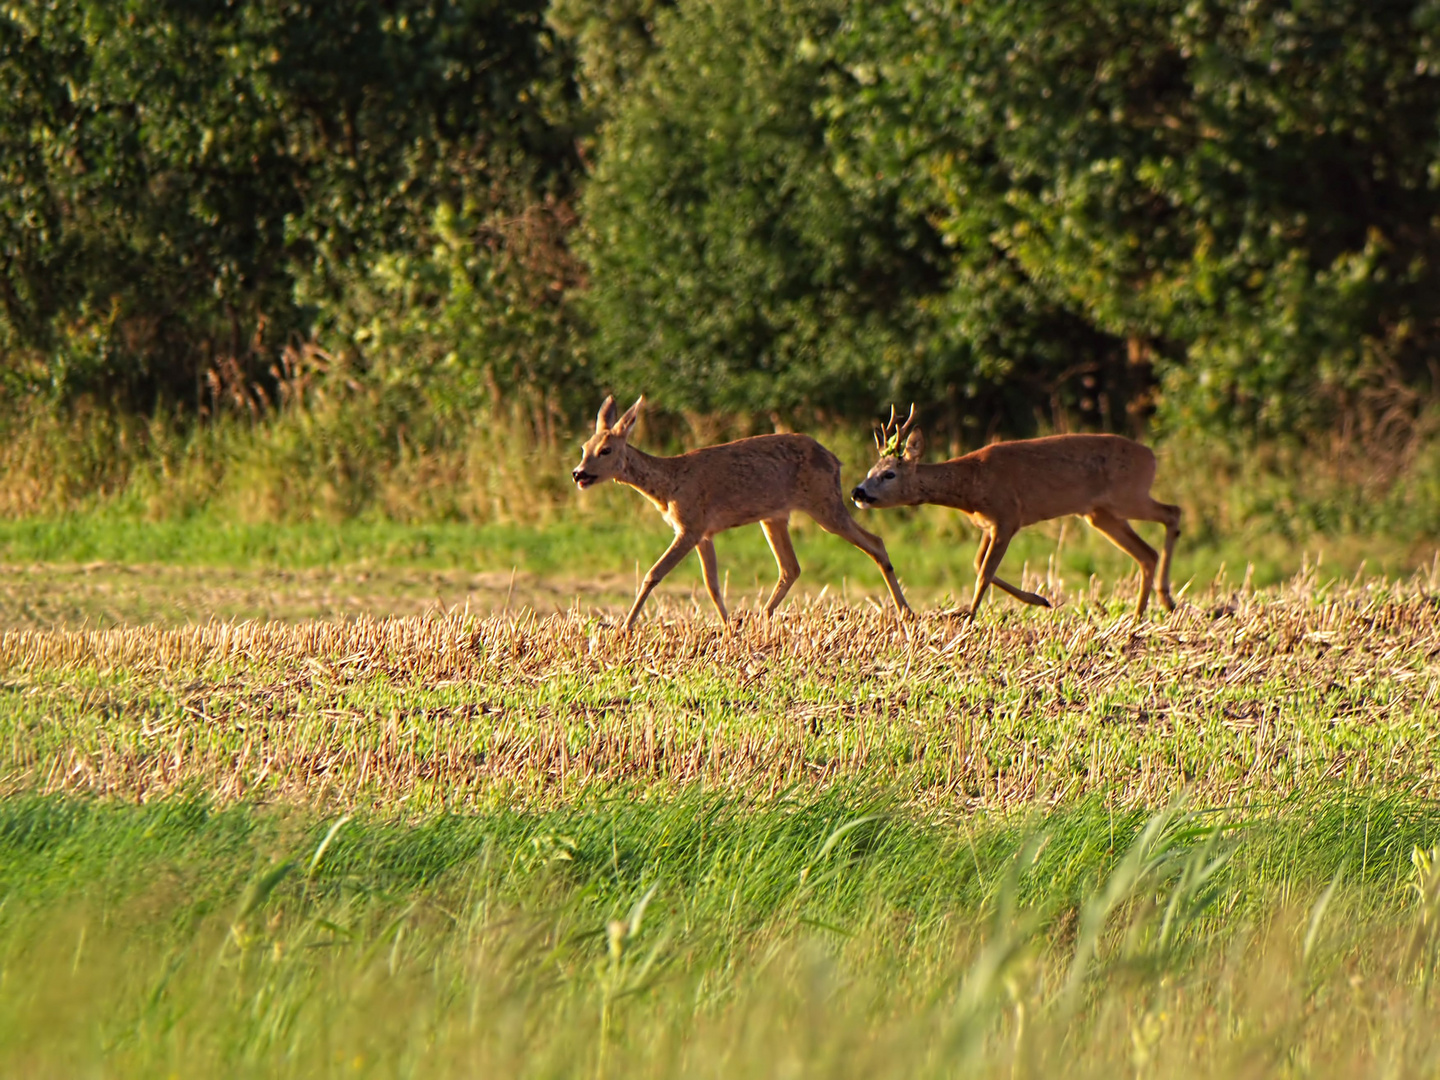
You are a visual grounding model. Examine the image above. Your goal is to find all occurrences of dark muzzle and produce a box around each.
[572,469,597,487]
[851,486,870,504]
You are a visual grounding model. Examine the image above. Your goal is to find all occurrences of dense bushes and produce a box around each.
[0,0,585,412]
[5,0,1440,446]
[823,0,1440,439]
[589,0,1440,441]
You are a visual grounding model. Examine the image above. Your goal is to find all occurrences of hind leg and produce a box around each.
[807,499,911,617]
[696,537,729,623]
[1085,509,1159,617]
[759,518,802,615]
[1109,496,1183,610]
[1148,500,1182,610]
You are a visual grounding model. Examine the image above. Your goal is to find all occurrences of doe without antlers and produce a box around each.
[573,395,912,632]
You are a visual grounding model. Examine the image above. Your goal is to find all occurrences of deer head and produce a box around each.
[852,404,924,508]
[573,394,644,489]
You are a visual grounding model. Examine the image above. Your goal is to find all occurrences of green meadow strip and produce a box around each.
[0,791,1438,1078]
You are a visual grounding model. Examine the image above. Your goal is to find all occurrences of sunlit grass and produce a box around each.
[2,793,1439,1077]
[2,573,1438,813]
[2,508,1435,634]
[3,548,1439,1075]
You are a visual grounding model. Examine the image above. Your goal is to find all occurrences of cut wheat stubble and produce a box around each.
[1,568,1437,812]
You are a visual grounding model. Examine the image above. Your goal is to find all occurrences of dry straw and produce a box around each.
[2,566,1438,812]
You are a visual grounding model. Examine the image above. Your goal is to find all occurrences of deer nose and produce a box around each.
[572,468,585,482]
[851,486,869,503]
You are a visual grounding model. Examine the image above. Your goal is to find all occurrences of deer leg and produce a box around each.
[696,536,729,623]
[965,525,1017,618]
[623,531,702,631]
[1148,500,1182,611]
[980,528,1051,606]
[759,518,802,615]
[944,527,1044,616]
[941,532,992,618]
[1085,510,1159,617]
[972,531,991,575]
[990,577,1053,608]
[806,501,912,617]
[1108,496,1182,611]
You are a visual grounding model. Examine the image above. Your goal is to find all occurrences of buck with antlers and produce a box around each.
[573,395,912,631]
[851,407,1182,618]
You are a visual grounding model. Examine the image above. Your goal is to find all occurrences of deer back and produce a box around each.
[655,434,841,532]
[956,434,1157,526]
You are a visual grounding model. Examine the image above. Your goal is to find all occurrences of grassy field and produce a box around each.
[4,575,1439,810]
[1,559,1440,1075]
[3,791,1440,1078]
[3,509,1437,631]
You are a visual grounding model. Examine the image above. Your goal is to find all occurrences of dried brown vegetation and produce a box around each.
[2,569,1438,813]
[0,561,642,631]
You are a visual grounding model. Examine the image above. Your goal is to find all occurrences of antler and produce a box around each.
[875,403,917,457]
[897,403,917,439]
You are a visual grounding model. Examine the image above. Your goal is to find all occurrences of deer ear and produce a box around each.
[613,395,645,437]
[596,395,618,433]
[903,428,925,462]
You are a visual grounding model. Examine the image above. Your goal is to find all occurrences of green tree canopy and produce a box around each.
[580,0,966,425]
[0,0,582,409]
[828,0,1440,435]
[8,0,1440,443]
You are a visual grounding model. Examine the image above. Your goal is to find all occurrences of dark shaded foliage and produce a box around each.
[7,0,1440,443]
[0,0,583,410]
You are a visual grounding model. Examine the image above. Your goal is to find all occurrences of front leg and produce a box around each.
[942,527,1048,615]
[623,531,702,632]
[696,536,729,623]
[968,525,1016,618]
[990,577,1052,608]
[942,531,993,619]
[943,531,996,618]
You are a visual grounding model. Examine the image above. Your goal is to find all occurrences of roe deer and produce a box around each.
[572,395,911,631]
[851,407,1182,618]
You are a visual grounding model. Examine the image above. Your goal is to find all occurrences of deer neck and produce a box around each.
[916,459,981,512]
[617,445,681,508]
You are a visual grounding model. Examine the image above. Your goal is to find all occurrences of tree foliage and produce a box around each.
[6,0,1440,442]
[824,0,1440,436]
[0,0,583,410]
[585,0,1440,438]
[579,0,953,422]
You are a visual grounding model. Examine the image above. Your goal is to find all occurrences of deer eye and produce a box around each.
[599,447,612,456]
[882,470,895,480]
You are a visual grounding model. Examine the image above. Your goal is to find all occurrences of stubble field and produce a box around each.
[3,565,1440,1077]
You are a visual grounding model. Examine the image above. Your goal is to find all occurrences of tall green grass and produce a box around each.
[2,792,1439,1077]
